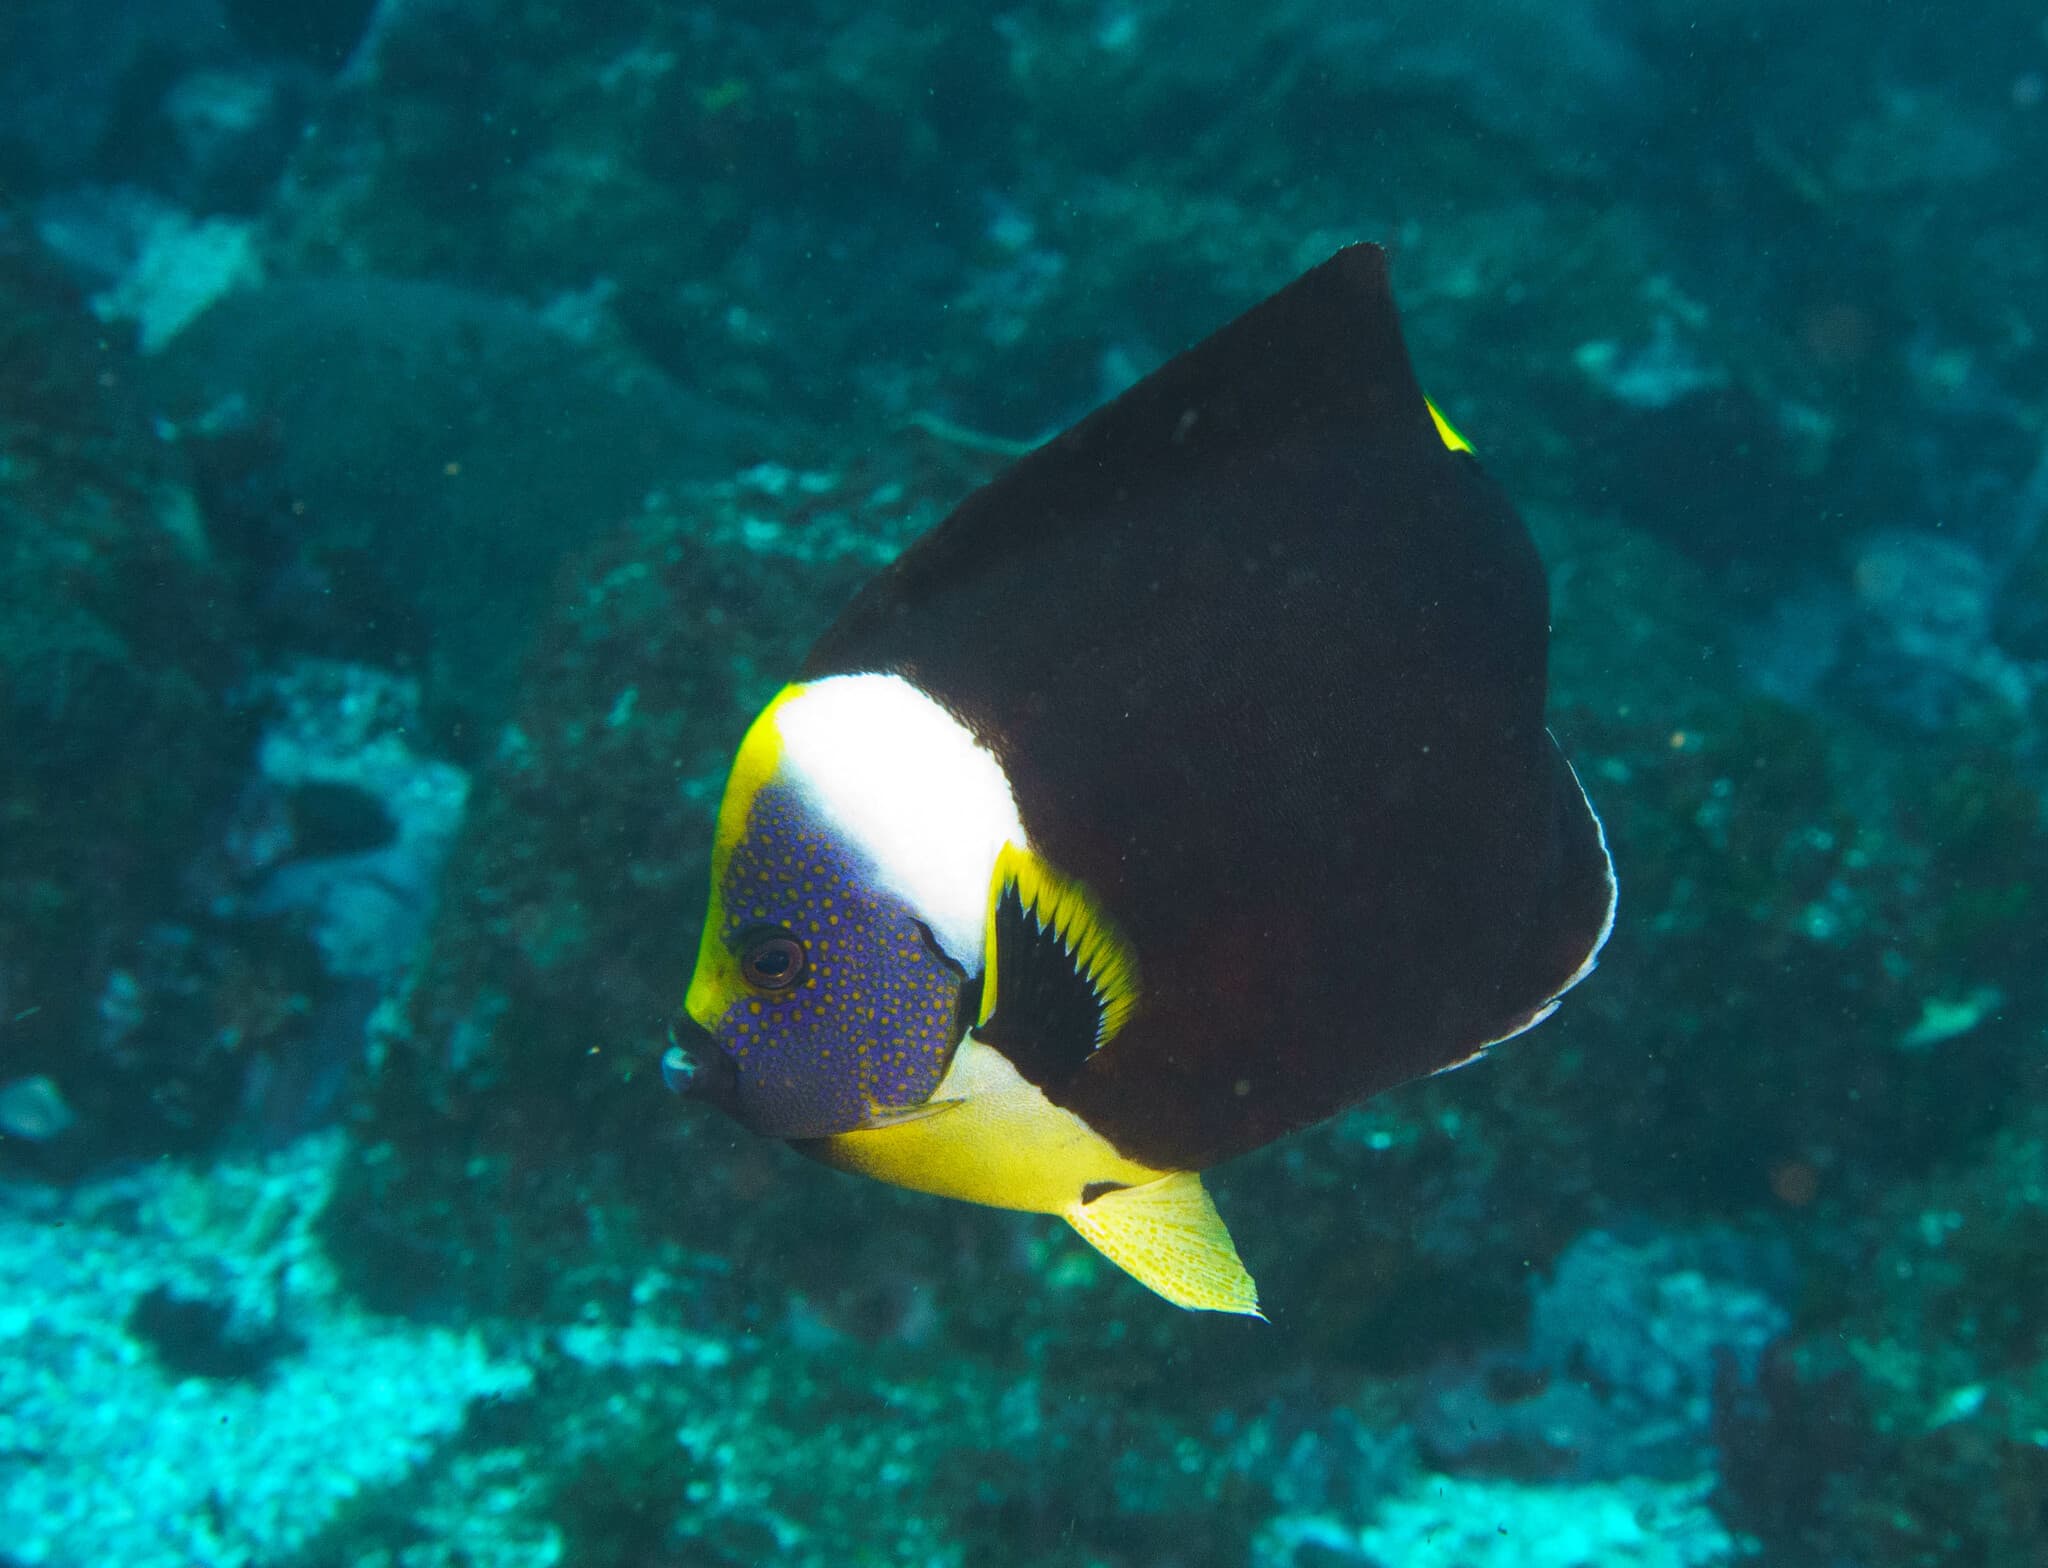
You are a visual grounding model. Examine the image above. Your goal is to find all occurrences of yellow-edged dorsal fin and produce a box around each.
[1064,1171,1263,1317]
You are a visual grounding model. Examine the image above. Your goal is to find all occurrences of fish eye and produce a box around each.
[739,929,806,991]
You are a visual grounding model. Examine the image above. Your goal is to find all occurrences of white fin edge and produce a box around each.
[1428,745,1617,1078]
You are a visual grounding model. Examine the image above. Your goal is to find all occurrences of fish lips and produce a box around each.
[661,1020,743,1118]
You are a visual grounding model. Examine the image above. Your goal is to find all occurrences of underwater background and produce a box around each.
[2,0,2046,1563]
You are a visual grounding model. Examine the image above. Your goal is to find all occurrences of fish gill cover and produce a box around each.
[0,0,2045,1564]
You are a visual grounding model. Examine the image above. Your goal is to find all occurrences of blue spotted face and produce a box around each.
[682,781,969,1138]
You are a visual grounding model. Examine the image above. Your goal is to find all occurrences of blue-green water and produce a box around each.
[2,3,2045,1563]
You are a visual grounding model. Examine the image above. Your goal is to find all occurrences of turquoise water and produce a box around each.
[2,3,2045,1563]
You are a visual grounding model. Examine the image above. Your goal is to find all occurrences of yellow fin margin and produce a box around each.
[1064,1171,1263,1317]
[1425,396,1472,454]
[978,842,1140,1048]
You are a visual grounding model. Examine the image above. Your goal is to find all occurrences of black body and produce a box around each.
[802,244,1613,1171]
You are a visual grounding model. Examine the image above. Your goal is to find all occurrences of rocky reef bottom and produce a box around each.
[1,1128,1776,1568]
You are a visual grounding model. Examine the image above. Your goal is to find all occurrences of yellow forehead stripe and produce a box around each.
[978,841,1139,1050]
[1426,396,1473,454]
[685,682,808,1029]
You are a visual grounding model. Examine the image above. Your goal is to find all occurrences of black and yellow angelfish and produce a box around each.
[668,245,1616,1316]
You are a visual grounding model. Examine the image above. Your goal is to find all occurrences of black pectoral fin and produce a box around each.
[976,844,1139,1087]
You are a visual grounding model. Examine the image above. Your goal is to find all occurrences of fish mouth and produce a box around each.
[660,1019,741,1117]
[661,1022,953,1141]
[659,1020,862,1139]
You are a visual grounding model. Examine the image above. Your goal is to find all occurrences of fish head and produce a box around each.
[675,676,1020,1139]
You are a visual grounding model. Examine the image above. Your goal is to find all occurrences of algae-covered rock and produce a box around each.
[0,1132,532,1568]
[323,456,938,1321]
[1720,1101,2048,1567]
[153,274,768,718]
[0,0,228,194]
[0,212,248,1170]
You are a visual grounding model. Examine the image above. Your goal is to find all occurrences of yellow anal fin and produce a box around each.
[1063,1171,1264,1318]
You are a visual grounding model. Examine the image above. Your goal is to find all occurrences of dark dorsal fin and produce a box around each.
[1037,241,1437,480]
[805,245,1443,639]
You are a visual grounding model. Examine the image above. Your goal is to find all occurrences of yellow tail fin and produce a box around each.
[1064,1171,1263,1317]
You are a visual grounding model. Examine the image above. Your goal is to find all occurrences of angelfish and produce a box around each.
[666,245,1615,1315]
